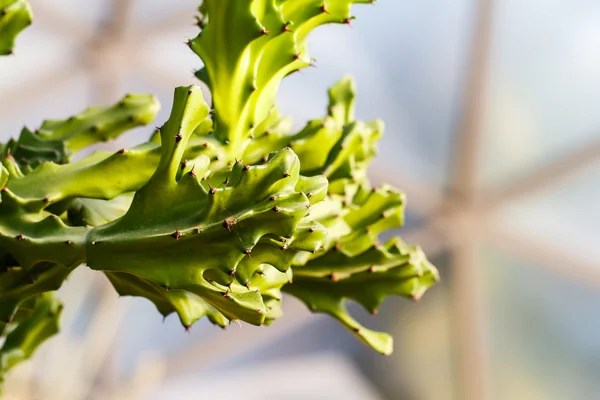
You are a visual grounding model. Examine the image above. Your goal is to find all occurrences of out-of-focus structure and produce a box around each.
[0,1,598,399]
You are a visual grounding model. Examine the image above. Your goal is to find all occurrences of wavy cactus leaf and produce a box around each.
[36,94,160,153]
[1,128,67,170]
[105,271,229,328]
[0,293,62,393]
[190,0,372,158]
[0,0,32,55]
[285,239,438,355]
[87,85,327,327]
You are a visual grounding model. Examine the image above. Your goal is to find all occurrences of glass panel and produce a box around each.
[480,0,600,188]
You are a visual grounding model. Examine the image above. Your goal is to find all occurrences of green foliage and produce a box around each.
[0,0,32,55]
[0,0,439,390]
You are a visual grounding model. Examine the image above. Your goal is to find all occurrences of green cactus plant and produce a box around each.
[0,0,32,55]
[0,0,439,391]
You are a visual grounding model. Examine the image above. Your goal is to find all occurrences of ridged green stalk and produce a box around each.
[0,0,32,55]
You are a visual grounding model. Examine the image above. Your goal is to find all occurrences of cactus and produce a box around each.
[0,0,439,390]
[0,0,32,55]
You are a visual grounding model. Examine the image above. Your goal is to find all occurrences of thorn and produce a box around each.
[162,285,170,292]
[272,205,280,212]
[117,148,126,154]
[225,140,230,145]
[262,155,269,163]
[172,231,182,239]
[309,227,315,233]
[261,27,270,35]
[208,183,217,194]
[281,237,287,243]
[244,281,251,289]
[203,142,209,148]
[365,226,371,233]
[320,4,329,14]
[281,244,288,251]
[282,22,293,32]
[91,241,97,245]
[283,172,291,178]
[223,177,229,185]
[185,325,191,332]
[34,129,40,135]
[43,197,50,204]
[330,273,340,282]
[222,291,231,298]
[209,109,216,115]
[188,88,193,95]
[335,243,343,252]
[186,39,192,47]
[223,219,233,231]
[181,160,188,170]
[90,125,99,133]
[270,195,278,201]
[373,242,382,250]
[188,167,196,177]
[371,309,379,315]
[128,116,135,123]
[65,240,73,245]
[244,248,252,256]
[175,133,183,142]
[243,164,250,171]
[369,266,376,273]
[257,268,265,276]
[353,327,361,334]
[16,234,24,241]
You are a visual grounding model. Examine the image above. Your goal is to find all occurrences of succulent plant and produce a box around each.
[0,0,32,55]
[0,0,439,391]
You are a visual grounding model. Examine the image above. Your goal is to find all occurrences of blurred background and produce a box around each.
[1,0,599,399]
